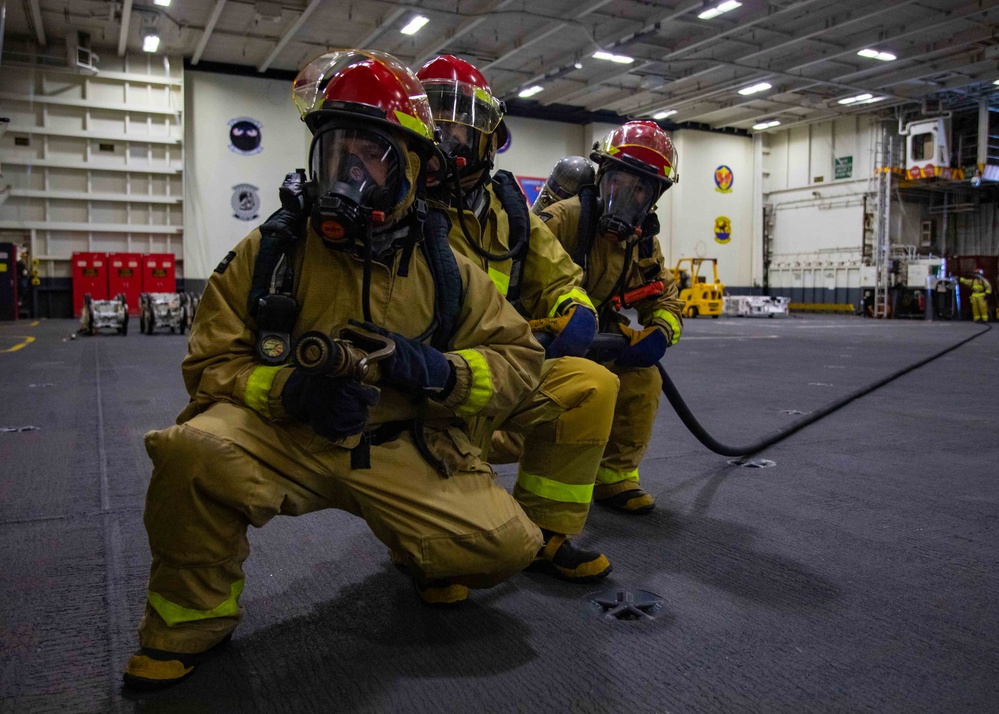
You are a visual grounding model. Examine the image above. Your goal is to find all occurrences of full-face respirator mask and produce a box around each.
[596,168,660,242]
[305,125,408,256]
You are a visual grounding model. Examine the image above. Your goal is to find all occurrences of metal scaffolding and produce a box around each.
[872,126,902,318]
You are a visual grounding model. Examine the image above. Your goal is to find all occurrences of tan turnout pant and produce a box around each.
[137,402,542,653]
[483,356,620,535]
[594,364,663,496]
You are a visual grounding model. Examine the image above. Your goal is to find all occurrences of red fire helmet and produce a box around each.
[591,120,679,189]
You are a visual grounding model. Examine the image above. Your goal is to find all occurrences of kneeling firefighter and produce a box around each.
[540,120,685,514]
[122,50,545,690]
[417,55,620,582]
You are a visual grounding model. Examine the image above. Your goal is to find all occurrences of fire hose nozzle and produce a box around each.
[293,326,395,382]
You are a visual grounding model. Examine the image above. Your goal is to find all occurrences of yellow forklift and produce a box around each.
[671,258,724,318]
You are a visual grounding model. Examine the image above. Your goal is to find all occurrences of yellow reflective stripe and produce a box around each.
[393,110,432,139]
[244,365,285,418]
[652,309,682,344]
[148,579,244,627]
[596,466,640,485]
[453,349,493,417]
[517,470,594,504]
[548,287,595,317]
[487,267,511,296]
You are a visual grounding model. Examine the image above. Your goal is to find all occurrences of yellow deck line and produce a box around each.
[1,336,36,352]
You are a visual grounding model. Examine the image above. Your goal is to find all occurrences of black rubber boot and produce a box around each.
[122,634,232,691]
[529,529,612,582]
[413,578,470,606]
[390,548,469,606]
[594,484,656,515]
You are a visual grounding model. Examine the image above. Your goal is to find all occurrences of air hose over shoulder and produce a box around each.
[573,184,599,274]
[420,207,463,351]
[450,168,527,262]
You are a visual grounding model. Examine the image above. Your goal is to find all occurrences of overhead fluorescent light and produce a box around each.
[752,120,781,130]
[993,79,999,85]
[593,51,634,64]
[142,33,160,53]
[400,15,429,35]
[518,85,544,98]
[858,96,886,104]
[738,82,772,96]
[653,110,677,119]
[838,93,873,105]
[857,49,896,62]
[574,62,583,69]
[153,0,171,6]
[698,0,742,20]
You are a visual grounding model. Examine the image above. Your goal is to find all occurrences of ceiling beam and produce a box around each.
[853,44,999,91]
[411,0,517,70]
[619,0,998,117]
[591,0,923,113]
[481,23,565,72]
[735,0,923,64]
[358,7,408,49]
[689,45,999,127]
[494,0,704,98]
[116,0,132,57]
[258,0,325,72]
[769,21,998,107]
[743,101,908,134]
[780,0,997,76]
[481,0,614,72]
[191,0,227,66]
[26,0,44,46]
[825,24,998,84]
[534,0,829,105]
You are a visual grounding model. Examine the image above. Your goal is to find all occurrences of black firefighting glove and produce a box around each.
[357,322,456,400]
[281,369,380,441]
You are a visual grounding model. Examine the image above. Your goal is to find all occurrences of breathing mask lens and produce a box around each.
[309,128,403,248]
[597,169,657,241]
[438,122,477,165]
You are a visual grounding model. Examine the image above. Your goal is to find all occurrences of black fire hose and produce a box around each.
[541,324,992,459]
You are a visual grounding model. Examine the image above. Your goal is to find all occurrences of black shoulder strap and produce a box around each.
[421,207,464,351]
[491,170,531,306]
[637,213,659,260]
[573,184,599,273]
[248,225,297,317]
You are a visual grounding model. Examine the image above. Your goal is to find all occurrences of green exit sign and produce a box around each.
[835,156,853,179]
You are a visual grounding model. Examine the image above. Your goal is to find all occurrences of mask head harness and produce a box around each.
[590,120,678,242]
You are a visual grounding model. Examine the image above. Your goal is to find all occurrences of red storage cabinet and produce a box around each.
[142,253,177,293]
[0,243,16,321]
[72,252,109,317]
[108,252,143,315]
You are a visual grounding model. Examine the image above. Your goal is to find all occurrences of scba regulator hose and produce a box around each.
[572,324,992,459]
